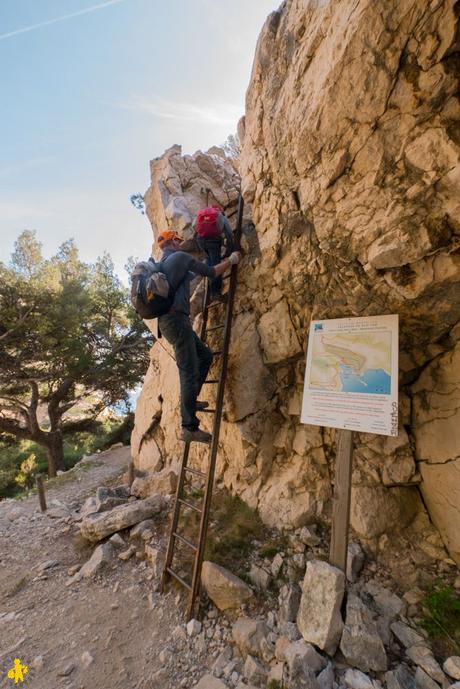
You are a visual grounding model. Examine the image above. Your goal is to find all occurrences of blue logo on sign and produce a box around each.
[314,323,323,331]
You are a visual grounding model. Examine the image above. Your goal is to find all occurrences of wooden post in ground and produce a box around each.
[329,429,354,572]
[128,459,134,487]
[36,474,47,512]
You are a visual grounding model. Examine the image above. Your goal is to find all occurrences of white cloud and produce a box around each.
[120,97,242,127]
[0,0,129,42]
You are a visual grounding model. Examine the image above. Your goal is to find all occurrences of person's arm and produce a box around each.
[213,252,240,277]
[187,251,241,279]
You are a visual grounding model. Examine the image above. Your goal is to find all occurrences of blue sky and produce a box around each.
[0,0,275,280]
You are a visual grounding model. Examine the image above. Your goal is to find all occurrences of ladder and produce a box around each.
[161,194,244,620]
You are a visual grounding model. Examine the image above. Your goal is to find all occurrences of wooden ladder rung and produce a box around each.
[203,379,219,384]
[212,350,223,356]
[197,408,216,414]
[173,532,198,551]
[166,567,192,591]
[184,466,206,478]
[206,324,224,332]
[206,300,226,310]
[178,498,202,514]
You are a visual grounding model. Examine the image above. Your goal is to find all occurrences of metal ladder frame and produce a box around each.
[161,194,244,620]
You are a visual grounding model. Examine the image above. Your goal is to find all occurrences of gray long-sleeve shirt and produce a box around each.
[160,248,216,315]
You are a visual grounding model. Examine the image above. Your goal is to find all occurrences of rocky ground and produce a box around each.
[1,447,460,689]
[0,447,229,689]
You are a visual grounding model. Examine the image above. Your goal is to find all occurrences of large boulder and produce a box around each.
[297,560,345,656]
[131,0,460,568]
[339,594,387,672]
[232,617,274,663]
[201,561,254,610]
[130,468,178,498]
[412,343,460,566]
[80,495,166,542]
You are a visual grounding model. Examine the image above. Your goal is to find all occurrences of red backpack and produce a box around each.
[195,207,221,239]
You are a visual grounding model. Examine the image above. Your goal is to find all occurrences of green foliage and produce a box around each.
[0,417,127,499]
[267,681,283,689]
[221,133,241,159]
[0,230,153,474]
[205,491,265,571]
[420,581,460,656]
[14,453,38,488]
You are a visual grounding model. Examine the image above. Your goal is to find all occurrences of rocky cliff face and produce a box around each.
[133,0,460,571]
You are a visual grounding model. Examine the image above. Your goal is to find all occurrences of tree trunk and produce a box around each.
[45,432,65,477]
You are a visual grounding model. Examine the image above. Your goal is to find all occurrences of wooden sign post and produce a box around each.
[36,474,47,512]
[329,429,353,572]
[300,314,399,575]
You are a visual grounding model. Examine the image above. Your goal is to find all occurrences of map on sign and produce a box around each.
[309,330,392,395]
[301,315,398,436]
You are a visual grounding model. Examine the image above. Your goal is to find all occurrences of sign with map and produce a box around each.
[301,315,398,436]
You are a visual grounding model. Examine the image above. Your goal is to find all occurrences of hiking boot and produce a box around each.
[180,428,212,444]
[196,400,209,410]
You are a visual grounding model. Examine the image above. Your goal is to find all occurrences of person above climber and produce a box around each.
[193,205,235,301]
[157,229,241,444]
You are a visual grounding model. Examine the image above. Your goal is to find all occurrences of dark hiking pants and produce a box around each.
[197,238,223,298]
[158,313,213,430]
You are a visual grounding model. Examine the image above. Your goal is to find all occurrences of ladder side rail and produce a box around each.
[161,441,191,591]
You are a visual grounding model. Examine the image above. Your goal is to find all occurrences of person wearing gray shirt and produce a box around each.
[156,229,241,444]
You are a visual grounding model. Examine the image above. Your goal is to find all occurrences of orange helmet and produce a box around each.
[157,230,181,246]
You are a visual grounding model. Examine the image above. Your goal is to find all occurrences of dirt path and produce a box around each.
[0,447,219,689]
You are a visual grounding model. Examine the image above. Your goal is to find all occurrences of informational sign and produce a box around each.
[301,314,398,436]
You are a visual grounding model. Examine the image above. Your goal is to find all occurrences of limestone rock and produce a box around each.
[271,553,284,578]
[187,619,202,637]
[129,519,155,539]
[144,544,164,578]
[412,343,460,566]
[278,583,301,624]
[347,542,365,583]
[351,486,421,539]
[406,646,445,684]
[80,496,166,542]
[232,617,274,663]
[248,563,270,590]
[95,485,130,512]
[364,581,406,620]
[386,665,417,689]
[391,622,426,649]
[194,675,228,689]
[243,655,268,688]
[132,0,460,566]
[257,300,302,364]
[78,496,98,519]
[317,663,335,689]
[71,542,114,582]
[201,562,253,611]
[297,560,344,656]
[443,657,460,681]
[344,669,380,689]
[340,594,387,672]
[414,668,441,689]
[284,639,327,675]
[130,468,178,498]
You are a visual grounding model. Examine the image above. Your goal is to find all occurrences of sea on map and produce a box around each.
[309,331,392,395]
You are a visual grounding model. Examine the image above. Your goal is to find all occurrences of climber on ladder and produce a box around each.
[192,205,235,302]
[156,229,241,444]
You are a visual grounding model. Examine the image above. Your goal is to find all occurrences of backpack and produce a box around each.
[130,257,174,319]
[195,207,221,239]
